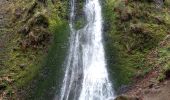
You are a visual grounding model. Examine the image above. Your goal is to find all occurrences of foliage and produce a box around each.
[103,0,170,91]
[0,0,69,99]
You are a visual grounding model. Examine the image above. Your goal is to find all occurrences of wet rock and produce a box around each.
[115,95,139,100]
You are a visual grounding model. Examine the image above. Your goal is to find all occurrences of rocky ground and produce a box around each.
[125,71,170,100]
[120,35,170,100]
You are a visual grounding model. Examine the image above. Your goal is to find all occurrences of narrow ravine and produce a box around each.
[58,0,115,99]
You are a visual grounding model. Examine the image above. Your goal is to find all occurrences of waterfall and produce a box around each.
[58,0,115,99]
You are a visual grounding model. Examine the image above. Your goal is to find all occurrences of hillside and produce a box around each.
[0,0,170,100]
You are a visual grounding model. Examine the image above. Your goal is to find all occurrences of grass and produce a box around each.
[103,0,170,91]
[0,0,69,99]
[157,44,170,81]
[1,0,170,98]
[27,20,69,100]
[25,5,70,99]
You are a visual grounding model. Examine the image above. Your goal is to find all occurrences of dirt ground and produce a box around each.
[125,67,170,100]
[143,80,170,100]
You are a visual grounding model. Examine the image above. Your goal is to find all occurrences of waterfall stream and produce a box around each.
[59,0,115,99]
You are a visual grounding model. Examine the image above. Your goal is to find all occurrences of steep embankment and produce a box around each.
[1,0,170,99]
[0,0,69,99]
[103,0,170,99]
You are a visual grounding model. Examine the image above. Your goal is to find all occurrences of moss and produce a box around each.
[75,19,86,29]
[21,1,70,99]
[0,0,69,99]
[103,0,170,91]
[27,17,69,100]
[157,43,170,81]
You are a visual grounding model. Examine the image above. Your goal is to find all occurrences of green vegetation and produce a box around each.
[157,38,170,81]
[28,18,69,100]
[103,0,170,90]
[0,0,69,99]
[1,0,170,99]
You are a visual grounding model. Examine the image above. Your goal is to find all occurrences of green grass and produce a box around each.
[103,0,170,91]
[27,17,69,100]
[157,44,170,81]
[0,0,69,99]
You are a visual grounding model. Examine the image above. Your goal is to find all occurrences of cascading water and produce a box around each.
[59,0,115,99]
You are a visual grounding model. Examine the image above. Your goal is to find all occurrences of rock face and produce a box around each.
[115,95,139,100]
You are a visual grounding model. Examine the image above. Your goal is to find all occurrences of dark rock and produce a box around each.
[0,83,7,90]
[148,83,154,88]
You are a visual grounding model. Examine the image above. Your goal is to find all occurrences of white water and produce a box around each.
[59,0,115,99]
